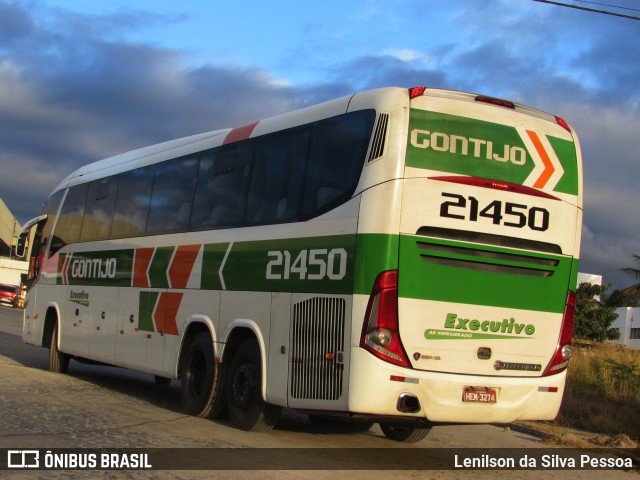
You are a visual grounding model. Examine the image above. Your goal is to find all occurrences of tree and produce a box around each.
[605,288,640,308]
[617,254,640,306]
[574,283,619,342]
[620,253,640,280]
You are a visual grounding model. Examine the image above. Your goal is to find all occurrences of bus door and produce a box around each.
[18,215,47,343]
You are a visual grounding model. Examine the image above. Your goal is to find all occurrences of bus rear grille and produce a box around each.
[291,297,346,400]
[417,241,559,277]
[367,113,389,162]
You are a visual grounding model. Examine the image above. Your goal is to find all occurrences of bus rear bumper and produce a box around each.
[348,348,566,424]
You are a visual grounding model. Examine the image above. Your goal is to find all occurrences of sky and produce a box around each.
[0,0,639,289]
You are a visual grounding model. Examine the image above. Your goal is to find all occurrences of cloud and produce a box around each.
[1,0,639,290]
[0,2,315,223]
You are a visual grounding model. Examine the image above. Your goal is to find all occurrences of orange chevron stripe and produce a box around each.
[168,244,200,289]
[132,248,154,288]
[526,130,554,189]
[154,292,181,336]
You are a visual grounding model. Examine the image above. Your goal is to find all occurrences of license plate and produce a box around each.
[462,387,497,403]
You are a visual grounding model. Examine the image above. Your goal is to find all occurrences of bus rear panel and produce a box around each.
[351,88,582,424]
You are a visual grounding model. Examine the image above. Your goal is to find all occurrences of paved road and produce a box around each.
[0,306,635,479]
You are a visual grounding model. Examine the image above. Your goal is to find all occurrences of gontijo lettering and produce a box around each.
[410,129,528,165]
[71,258,117,279]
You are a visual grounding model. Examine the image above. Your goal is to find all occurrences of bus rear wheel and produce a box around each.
[226,339,281,432]
[49,323,70,374]
[180,331,225,418]
[380,423,431,443]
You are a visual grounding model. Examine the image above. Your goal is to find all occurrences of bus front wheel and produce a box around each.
[226,339,281,432]
[49,323,70,374]
[180,331,225,418]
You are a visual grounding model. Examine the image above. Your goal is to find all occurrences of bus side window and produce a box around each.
[49,184,89,256]
[191,145,252,230]
[81,178,117,242]
[111,166,154,239]
[147,156,198,235]
[37,190,63,264]
[246,129,309,224]
[302,110,375,219]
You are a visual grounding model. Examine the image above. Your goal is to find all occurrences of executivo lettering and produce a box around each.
[445,313,536,335]
[69,290,89,307]
[424,313,536,340]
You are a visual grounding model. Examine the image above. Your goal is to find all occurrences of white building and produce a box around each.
[0,257,28,286]
[0,198,20,257]
[609,308,640,350]
[577,272,602,287]
[0,198,27,286]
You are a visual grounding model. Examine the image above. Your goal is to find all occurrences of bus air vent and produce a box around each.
[367,113,390,163]
[291,297,346,400]
[416,226,562,255]
[416,241,559,277]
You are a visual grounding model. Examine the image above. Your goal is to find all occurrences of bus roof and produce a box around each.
[48,86,575,194]
[51,92,358,193]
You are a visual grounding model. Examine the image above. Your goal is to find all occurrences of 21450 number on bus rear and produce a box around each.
[440,193,550,232]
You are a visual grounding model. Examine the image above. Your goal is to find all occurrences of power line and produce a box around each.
[530,0,640,20]
[574,0,640,13]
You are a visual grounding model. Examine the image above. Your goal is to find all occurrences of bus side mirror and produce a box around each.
[15,234,27,258]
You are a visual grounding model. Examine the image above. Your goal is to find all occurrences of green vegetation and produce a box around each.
[556,344,640,441]
[574,283,619,342]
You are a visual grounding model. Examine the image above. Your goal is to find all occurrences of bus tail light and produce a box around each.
[475,95,515,109]
[360,270,410,368]
[543,291,576,376]
[555,116,571,132]
[409,86,427,99]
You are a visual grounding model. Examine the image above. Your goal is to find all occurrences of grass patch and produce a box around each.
[555,343,640,441]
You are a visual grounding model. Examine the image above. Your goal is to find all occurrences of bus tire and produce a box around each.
[226,339,281,432]
[380,423,431,443]
[180,331,224,418]
[49,323,70,374]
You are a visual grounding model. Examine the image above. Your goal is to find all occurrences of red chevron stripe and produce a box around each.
[154,292,181,336]
[133,248,154,288]
[168,244,200,289]
[223,122,258,145]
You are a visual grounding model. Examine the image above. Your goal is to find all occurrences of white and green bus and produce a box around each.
[19,86,582,442]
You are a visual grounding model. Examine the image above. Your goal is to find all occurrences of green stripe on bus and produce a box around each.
[219,235,357,294]
[548,136,579,195]
[201,242,230,290]
[398,234,577,313]
[406,109,579,196]
[148,247,175,288]
[60,250,133,286]
[56,233,577,313]
[353,233,399,295]
[406,110,534,184]
[139,291,159,333]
